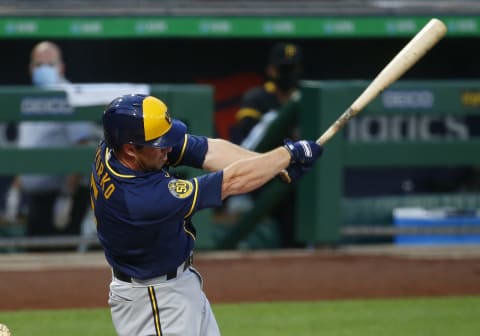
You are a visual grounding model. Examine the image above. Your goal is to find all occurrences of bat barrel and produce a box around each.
[317,18,447,146]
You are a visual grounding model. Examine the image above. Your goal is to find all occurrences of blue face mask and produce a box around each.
[32,64,60,87]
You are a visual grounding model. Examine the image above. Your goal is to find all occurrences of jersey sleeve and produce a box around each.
[145,171,223,222]
[166,170,223,220]
[168,134,208,168]
[123,170,222,225]
[192,171,223,214]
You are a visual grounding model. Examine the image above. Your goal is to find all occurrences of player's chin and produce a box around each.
[142,158,166,171]
[157,158,168,169]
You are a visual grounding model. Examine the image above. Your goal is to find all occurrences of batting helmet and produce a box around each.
[103,94,186,150]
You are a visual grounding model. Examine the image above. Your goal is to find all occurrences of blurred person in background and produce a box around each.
[0,122,16,147]
[230,42,303,147]
[229,42,304,248]
[0,102,18,221]
[4,41,96,249]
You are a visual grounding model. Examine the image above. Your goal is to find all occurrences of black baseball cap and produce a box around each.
[268,42,302,66]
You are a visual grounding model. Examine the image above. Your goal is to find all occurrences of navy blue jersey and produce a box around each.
[90,137,223,279]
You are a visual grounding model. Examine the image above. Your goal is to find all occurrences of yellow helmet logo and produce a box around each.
[284,44,297,58]
[142,96,172,141]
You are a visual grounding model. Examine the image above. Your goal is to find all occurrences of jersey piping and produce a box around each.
[104,148,136,179]
[171,134,188,167]
[184,177,199,219]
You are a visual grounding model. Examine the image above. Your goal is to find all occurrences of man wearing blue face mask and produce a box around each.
[5,41,96,250]
[30,42,65,87]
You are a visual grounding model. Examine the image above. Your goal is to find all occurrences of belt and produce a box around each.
[113,254,192,283]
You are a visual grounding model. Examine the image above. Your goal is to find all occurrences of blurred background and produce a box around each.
[1,0,480,252]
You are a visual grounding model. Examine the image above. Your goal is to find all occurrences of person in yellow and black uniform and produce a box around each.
[230,42,303,147]
[229,42,304,248]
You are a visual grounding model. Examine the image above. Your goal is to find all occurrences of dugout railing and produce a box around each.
[0,84,216,250]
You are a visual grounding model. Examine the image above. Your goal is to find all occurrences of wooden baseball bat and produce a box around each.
[316,18,447,145]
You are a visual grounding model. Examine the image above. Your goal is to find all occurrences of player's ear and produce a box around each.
[123,144,137,158]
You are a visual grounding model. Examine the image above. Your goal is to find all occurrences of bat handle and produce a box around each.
[316,106,356,145]
[280,105,356,180]
[278,169,291,183]
[316,128,334,145]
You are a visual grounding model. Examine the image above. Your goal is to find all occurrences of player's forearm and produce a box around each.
[203,138,259,171]
[221,146,290,199]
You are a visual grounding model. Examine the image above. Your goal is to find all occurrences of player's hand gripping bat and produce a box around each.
[316,18,447,145]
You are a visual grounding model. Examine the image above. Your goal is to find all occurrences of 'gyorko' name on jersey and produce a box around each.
[92,146,116,200]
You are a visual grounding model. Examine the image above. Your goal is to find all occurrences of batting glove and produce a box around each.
[283,139,323,165]
[278,164,312,184]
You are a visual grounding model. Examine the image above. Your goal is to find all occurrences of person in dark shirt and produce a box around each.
[229,42,305,247]
[230,42,303,147]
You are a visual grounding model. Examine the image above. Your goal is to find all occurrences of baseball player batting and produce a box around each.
[91,94,322,335]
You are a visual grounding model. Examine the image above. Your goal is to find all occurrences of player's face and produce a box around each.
[135,146,172,171]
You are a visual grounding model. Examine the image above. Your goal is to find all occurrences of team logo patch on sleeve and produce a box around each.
[168,179,194,199]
